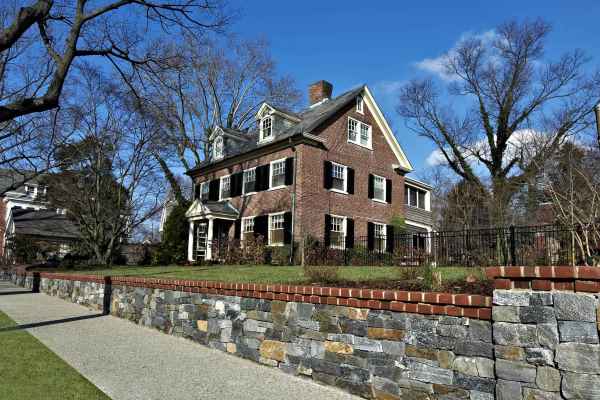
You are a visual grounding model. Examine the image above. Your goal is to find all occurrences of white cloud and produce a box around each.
[415,30,498,81]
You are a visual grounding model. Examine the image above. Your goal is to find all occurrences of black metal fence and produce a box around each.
[304,224,600,267]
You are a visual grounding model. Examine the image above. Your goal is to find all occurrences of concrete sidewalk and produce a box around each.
[0,281,357,400]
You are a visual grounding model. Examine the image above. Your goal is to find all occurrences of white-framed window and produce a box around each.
[213,136,224,159]
[242,216,255,241]
[200,182,209,201]
[260,116,273,142]
[268,212,285,246]
[270,159,286,189]
[348,117,372,149]
[373,174,386,202]
[330,215,346,249]
[243,168,257,195]
[220,175,231,200]
[331,162,347,193]
[374,222,387,253]
[405,186,427,210]
[356,96,364,114]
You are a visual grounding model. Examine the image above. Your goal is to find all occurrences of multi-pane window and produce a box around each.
[331,163,347,192]
[373,175,386,202]
[220,175,231,200]
[348,117,371,148]
[260,116,273,141]
[374,223,386,252]
[270,159,286,188]
[243,168,256,194]
[405,186,427,210]
[269,213,285,245]
[213,136,224,159]
[200,182,209,201]
[330,216,346,249]
[242,217,254,241]
[356,96,363,113]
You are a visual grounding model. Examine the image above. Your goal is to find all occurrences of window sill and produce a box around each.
[330,189,348,195]
[406,204,430,212]
[267,243,285,247]
[258,137,274,145]
[219,197,232,202]
[242,192,256,197]
[372,198,388,204]
[268,185,286,192]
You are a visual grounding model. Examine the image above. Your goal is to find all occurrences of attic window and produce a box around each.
[356,96,364,113]
[260,116,273,142]
[213,136,224,159]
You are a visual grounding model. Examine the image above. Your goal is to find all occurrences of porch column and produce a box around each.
[206,217,214,260]
[187,220,195,262]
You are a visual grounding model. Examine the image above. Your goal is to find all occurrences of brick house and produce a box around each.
[185,81,432,261]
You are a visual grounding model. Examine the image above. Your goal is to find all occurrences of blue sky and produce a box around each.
[231,1,600,177]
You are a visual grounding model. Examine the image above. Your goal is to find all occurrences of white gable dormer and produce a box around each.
[256,102,300,144]
[210,126,225,161]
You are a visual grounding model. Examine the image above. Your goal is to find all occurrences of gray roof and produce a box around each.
[0,169,45,194]
[202,201,238,217]
[12,209,80,240]
[189,86,365,173]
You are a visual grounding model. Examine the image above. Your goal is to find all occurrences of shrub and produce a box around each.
[154,202,190,265]
[303,264,340,284]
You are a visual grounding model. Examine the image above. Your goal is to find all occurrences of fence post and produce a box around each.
[509,225,516,266]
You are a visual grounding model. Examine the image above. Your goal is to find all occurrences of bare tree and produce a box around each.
[0,0,230,122]
[139,36,301,203]
[44,66,165,265]
[398,19,600,225]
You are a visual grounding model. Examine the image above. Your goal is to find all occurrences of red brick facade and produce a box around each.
[189,90,407,243]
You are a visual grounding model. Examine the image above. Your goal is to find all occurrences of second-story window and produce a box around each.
[200,182,209,201]
[243,168,256,194]
[220,175,231,200]
[213,136,224,159]
[270,159,286,188]
[260,116,273,142]
[331,162,347,192]
[373,175,386,202]
[405,186,427,210]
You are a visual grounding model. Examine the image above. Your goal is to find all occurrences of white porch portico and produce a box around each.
[185,200,239,262]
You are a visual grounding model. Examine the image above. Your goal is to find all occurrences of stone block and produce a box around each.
[381,340,405,356]
[296,303,314,320]
[454,340,494,359]
[348,307,369,321]
[536,366,560,392]
[558,321,599,344]
[519,306,556,324]
[432,383,470,399]
[495,345,525,361]
[524,348,554,366]
[523,388,562,400]
[495,359,537,383]
[470,390,494,400]
[562,372,600,399]
[405,345,438,361]
[324,341,353,355]
[196,320,208,332]
[403,358,454,385]
[554,293,597,322]
[311,358,341,376]
[453,372,495,394]
[436,324,468,339]
[555,342,600,374]
[437,350,455,369]
[493,306,520,323]
[537,323,559,350]
[494,290,531,306]
[226,343,236,353]
[373,376,400,397]
[259,340,286,362]
[396,378,434,393]
[368,327,405,341]
[340,319,368,336]
[453,357,492,378]
[494,322,538,347]
[496,379,522,400]
[468,320,493,343]
[530,292,553,306]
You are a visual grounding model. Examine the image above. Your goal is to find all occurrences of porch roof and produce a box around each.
[185,200,238,220]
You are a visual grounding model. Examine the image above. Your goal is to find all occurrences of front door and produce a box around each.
[195,222,208,260]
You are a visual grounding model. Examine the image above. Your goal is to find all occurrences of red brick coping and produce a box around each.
[486,266,600,292]
[10,269,492,320]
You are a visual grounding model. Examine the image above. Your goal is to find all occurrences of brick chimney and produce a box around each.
[308,80,333,105]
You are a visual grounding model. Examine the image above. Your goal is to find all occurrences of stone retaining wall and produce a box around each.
[4,267,600,400]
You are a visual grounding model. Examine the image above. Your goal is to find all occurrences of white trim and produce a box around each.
[405,220,433,232]
[256,102,301,122]
[329,161,348,194]
[329,214,347,250]
[372,173,386,203]
[242,167,257,196]
[356,95,364,114]
[213,135,224,160]
[259,116,273,143]
[362,86,413,171]
[267,211,286,246]
[219,175,231,201]
[269,158,287,190]
[347,116,372,149]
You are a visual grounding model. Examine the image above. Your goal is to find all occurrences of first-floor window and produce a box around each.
[373,175,386,201]
[330,215,346,249]
[220,175,231,199]
[374,223,386,252]
[269,213,285,245]
[242,217,254,241]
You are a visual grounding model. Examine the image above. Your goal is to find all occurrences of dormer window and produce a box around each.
[213,136,224,160]
[356,96,364,114]
[260,116,273,142]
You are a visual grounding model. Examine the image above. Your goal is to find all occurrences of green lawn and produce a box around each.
[44,264,485,285]
[0,311,110,400]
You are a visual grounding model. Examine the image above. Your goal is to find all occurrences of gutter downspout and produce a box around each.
[289,138,298,265]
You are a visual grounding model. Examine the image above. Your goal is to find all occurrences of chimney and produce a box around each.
[308,80,333,105]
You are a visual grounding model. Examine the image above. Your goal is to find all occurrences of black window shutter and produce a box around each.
[386,224,395,253]
[234,219,241,239]
[346,218,354,249]
[324,214,331,247]
[230,172,243,197]
[284,157,294,186]
[256,164,270,191]
[209,179,220,201]
[254,215,268,239]
[368,174,374,199]
[386,179,393,203]
[367,222,375,250]
[347,168,355,195]
[323,161,332,189]
[283,211,293,244]
[194,183,200,199]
